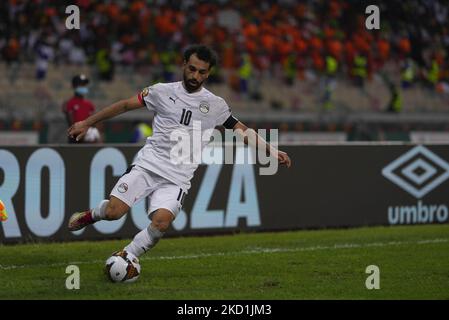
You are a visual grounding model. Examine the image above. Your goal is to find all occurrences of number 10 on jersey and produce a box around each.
[180,108,192,126]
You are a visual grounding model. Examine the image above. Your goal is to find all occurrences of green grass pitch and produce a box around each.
[0,224,448,300]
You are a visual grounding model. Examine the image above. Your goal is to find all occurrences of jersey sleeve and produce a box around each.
[216,98,238,129]
[138,85,159,112]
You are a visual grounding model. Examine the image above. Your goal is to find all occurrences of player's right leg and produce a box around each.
[68,165,150,231]
[68,196,129,231]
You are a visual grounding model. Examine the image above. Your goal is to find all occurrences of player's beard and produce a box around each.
[183,73,203,93]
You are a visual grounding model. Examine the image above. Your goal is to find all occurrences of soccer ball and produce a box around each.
[105,250,141,283]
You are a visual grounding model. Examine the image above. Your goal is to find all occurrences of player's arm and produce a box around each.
[68,95,143,142]
[232,121,291,168]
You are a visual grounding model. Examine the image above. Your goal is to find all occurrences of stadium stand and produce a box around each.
[1,0,448,142]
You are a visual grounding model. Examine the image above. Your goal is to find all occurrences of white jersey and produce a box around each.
[133,81,233,191]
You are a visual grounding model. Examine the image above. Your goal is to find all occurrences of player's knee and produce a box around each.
[151,218,171,232]
[151,211,174,232]
[105,201,128,220]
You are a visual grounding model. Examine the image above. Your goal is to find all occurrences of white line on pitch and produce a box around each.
[0,238,447,271]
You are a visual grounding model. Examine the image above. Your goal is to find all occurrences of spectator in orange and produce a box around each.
[327,38,343,61]
[3,37,20,64]
[310,35,324,52]
[344,39,356,76]
[398,37,411,59]
[294,36,308,55]
[107,2,120,22]
[377,38,390,62]
[213,26,227,44]
[329,0,343,19]
[353,33,370,54]
[245,38,258,54]
[311,51,325,72]
[261,33,276,54]
[243,22,258,39]
[277,37,293,61]
[130,0,145,14]
[221,41,236,70]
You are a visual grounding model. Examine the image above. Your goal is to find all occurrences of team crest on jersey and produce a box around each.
[117,183,128,193]
[199,101,210,114]
[141,87,149,97]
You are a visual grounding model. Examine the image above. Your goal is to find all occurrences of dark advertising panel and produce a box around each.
[1,144,448,243]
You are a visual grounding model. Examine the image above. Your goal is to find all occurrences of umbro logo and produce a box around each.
[382,145,449,199]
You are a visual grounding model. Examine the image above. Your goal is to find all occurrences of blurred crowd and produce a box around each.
[1,0,449,95]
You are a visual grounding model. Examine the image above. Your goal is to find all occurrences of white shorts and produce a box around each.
[110,165,187,218]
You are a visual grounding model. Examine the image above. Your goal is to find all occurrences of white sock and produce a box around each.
[91,200,109,221]
[124,224,164,257]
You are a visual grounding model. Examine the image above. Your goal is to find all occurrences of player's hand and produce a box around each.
[277,150,291,168]
[68,120,89,142]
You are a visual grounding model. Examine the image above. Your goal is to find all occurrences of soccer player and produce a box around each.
[67,45,291,263]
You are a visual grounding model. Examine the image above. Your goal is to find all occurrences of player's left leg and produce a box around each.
[124,209,174,257]
[123,182,185,258]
